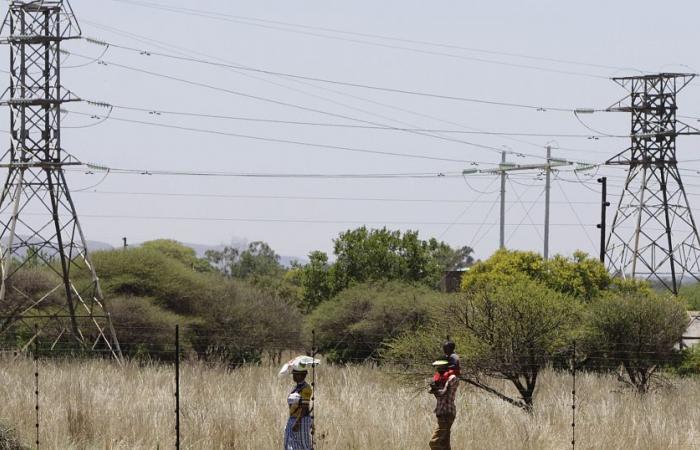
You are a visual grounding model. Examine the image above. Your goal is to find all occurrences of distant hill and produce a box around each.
[1,236,115,257]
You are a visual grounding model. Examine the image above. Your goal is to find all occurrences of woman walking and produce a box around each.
[280,356,319,450]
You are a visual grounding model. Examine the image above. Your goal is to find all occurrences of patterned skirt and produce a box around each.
[284,416,313,450]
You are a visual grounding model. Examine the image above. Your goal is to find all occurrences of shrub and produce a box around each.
[189,281,302,366]
[673,346,700,377]
[90,248,223,316]
[140,239,212,273]
[461,249,610,301]
[107,296,190,360]
[305,281,446,363]
[679,282,700,310]
[582,292,688,393]
[387,276,581,412]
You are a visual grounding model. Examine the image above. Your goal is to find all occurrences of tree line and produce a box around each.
[0,227,698,410]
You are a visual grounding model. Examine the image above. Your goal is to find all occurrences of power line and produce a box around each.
[34,211,596,226]
[71,189,601,205]
[113,4,633,73]
[90,101,616,138]
[87,37,584,113]
[75,21,609,163]
[66,51,515,156]
[82,18,518,153]
[65,109,487,164]
[107,0,611,79]
[76,164,467,179]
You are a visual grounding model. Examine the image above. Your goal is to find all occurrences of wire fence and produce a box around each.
[0,325,697,450]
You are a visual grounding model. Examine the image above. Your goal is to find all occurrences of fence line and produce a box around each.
[2,324,697,449]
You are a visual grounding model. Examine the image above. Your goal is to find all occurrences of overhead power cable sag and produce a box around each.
[83,101,620,139]
[71,189,601,205]
[30,211,597,227]
[107,0,616,79]
[73,22,612,162]
[84,37,581,113]
[65,51,516,156]
[66,110,483,164]
[77,164,466,179]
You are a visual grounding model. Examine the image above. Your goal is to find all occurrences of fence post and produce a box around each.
[34,324,39,450]
[175,324,180,450]
[571,340,576,450]
[311,329,316,449]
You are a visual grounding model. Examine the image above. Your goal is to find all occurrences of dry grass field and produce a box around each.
[0,358,699,449]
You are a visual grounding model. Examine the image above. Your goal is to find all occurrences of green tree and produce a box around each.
[231,241,283,278]
[298,251,336,312]
[332,227,471,292]
[204,246,239,277]
[462,249,611,301]
[387,276,581,412]
[583,291,688,393]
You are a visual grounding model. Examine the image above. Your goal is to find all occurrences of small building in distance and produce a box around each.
[440,268,470,293]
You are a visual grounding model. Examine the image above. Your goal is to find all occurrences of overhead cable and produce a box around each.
[87,37,583,113]
[107,0,611,79]
[67,110,484,164]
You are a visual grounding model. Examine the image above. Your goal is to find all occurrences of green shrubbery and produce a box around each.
[86,241,301,364]
[387,249,691,410]
[91,247,221,316]
[679,282,700,310]
[673,346,700,376]
[582,291,688,392]
[388,275,581,411]
[305,281,445,363]
[108,296,189,360]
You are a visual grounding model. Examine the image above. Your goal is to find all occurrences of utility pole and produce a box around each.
[464,151,573,253]
[544,146,552,260]
[606,73,700,294]
[499,151,507,249]
[0,1,121,356]
[596,177,609,264]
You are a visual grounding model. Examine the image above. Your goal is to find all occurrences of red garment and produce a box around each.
[433,369,457,385]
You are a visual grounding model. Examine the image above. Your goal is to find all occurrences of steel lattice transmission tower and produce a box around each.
[0,0,120,356]
[606,73,700,294]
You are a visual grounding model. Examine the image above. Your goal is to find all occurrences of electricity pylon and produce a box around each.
[606,73,700,294]
[0,0,120,356]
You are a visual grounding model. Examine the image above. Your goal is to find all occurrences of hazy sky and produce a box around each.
[3,0,700,260]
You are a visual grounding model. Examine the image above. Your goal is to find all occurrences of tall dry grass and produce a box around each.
[0,358,698,449]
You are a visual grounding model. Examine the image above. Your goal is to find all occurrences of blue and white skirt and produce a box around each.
[284,416,313,450]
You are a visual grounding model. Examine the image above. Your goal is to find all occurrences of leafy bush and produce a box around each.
[679,282,700,310]
[673,346,700,376]
[108,296,190,360]
[305,281,446,363]
[140,240,212,272]
[582,292,688,393]
[189,281,302,366]
[388,276,581,412]
[90,248,223,316]
[461,249,610,301]
[0,267,63,324]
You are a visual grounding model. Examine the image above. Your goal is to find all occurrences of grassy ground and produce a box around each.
[0,359,698,449]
